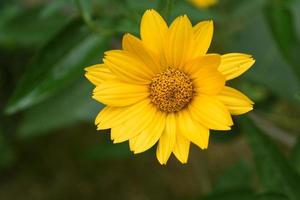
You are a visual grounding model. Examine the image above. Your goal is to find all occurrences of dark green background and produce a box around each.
[0,0,300,199]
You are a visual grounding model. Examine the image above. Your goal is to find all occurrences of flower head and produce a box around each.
[188,0,218,9]
[85,9,255,165]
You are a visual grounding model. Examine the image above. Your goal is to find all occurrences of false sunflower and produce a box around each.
[85,9,254,164]
[188,0,218,8]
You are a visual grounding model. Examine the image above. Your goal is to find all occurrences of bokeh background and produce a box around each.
[1,0,300,199]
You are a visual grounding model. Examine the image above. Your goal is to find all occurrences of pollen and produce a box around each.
[149,68,194,112]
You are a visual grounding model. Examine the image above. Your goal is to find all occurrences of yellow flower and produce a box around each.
[188,0,218,8]
[85,9,254,165]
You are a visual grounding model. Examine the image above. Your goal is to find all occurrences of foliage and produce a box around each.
[0,0,299,199]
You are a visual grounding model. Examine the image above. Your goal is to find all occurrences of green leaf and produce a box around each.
[291,137,300,174]
[201,189,255,200]
[75,0,97,33]
[0,132,16,168]
[17,77,102,138]
[5,19,108,114]
[256,193,289,200]
[0,4,71,48]
[202,190,288,200]
[241,117,300,200]
[83,141,131,160]
[214,161,253,192]
[264,0,300,80]
[126,0,158,12]
[225,12,300,102]
[75,0,92,23]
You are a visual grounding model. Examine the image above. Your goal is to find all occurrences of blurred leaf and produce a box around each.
[0,5,71,48]
[226,12,300,102]
[83,141,131,160]
[5,19,108,114]
[76,0,92,21]
[264,0,300,80]
[202,188,288,200]
[116,18,139,36]
[202,190,288,200]
[238,82,269,103]
[242,117,300,200]
[39,0,72,18]
[214,160,253,192]
[201,189,254,200]
[126,0,158,12]
[75,0,95,31]
[229,0,265,20]
[256,193,289,200]
[295,92,300,102]
[0,4,19,26]
[17,77,102,138]
[0,132,15,168]
[291,137,300,174]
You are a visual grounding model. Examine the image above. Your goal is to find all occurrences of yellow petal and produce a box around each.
[218,53,255,80]
[177,109,209,149]
[96,99,150,130]
[122,33,162,73]
[189,95,233,130]
[130,111,166,153]
[93,80,149,106]
[129,137,137,151]
[217,86,254,115]
[156,113,176,165]
[190,55,225,95]
[112,103,157,143]
[84,64,115,85]
[183,54,221,78]
[193,71,225,95]
[140,9,168,57]
[173,132,190,164]
[165,15,194,69]
[191,20,214,58]
[104,50,154,84]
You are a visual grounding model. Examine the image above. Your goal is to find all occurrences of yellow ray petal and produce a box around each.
[140,9,168,57]
[177,109,209,149]
[130,111,166,154]
[193,71,225,95]
[156,113,176,165]
[189,95,233,130]
[112,103,157,143]
[218,53,255,80]
[173,132,190,164]
[122,33,162,73]
[96,99,151,130]
[129,137,137,151]
[104,50,154,84]
[84,64,115,85]
[217,86,254,115]
[183,54,220,78]
[190,56,225,95]
[165,15,194,69]
[93,80,149,106]
[191,20,214,58]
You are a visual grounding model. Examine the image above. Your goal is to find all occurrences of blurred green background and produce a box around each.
[0,0,300,199]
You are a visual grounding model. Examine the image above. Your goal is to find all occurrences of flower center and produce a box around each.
[149,68,194,113]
